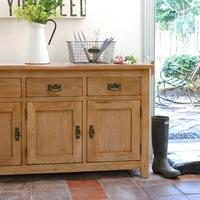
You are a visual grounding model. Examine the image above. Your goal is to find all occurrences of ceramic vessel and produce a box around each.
[26,22,49,64]
[26,19,57,65]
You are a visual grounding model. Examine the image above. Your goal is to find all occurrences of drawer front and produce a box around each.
[27,78,82,97]
[87,77,141,96]
[0,79,21,97]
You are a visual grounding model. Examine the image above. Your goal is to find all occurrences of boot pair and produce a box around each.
[169,156,200,174]
[152,116,181,178]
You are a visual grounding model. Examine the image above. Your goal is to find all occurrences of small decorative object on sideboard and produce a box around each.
[124,55,137,64]
[67,31,116,64]
[113,55,137,64]
[113,55,125,64]
[15,0,63,64]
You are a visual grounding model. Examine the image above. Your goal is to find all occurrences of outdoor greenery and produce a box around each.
[15,0,63,24]
[156,0,200,29]
[156,0,200,44]
[163,54,200,79]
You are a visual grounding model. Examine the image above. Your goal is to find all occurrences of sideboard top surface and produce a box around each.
[0,63,154,72]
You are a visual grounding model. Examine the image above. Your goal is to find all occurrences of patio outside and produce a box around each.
[155,99,200,143]
[155,0,200,145]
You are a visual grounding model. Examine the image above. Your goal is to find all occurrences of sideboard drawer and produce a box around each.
[0,79,21,97]
[27,78,83,97]
[87,77,141,96]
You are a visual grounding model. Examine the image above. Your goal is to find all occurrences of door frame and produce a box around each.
[143,0,156,64]
[143,0,156,160]
[143,0,156,114]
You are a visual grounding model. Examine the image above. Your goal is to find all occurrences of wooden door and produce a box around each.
[27,101,82,165]
[0,103,21,166]
[87,101,140,162]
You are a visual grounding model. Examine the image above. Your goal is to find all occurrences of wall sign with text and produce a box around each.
[0,0,86,18]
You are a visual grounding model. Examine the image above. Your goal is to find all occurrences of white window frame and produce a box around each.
[143,0,156,160]
[143,0,156,122]
[143,0,156,64]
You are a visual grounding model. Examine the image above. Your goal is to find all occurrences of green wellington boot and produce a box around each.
[152,116,181,178]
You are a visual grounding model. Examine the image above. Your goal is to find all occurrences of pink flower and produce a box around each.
[113,55,125,64]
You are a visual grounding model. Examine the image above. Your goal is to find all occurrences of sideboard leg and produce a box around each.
[140,165,149,178]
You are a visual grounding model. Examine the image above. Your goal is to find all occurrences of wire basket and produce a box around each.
[67,41,116,64]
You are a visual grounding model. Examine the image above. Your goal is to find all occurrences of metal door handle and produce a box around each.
[75,125,81,139]
[48,84,62,92]
[89,125,95,138]
[107,83,121,91]
[15,128,21,141]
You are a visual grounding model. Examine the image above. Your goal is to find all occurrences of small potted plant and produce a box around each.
[15,0,63,64]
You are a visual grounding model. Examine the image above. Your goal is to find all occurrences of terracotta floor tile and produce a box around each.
[142,184,182,198]
[136,179,173,188]
[136,171,169,181]
[0,181,31,192]
[32,179,68,191]
[2,171,200,200]
[0,191,31,200]
[70,188,107,200]
[68,179,101,189]
[104,185,148,200]
[187,194,200,200]
[175,181,200,194]
[135,173,172,187]
[32,191,72,200]
[100,177,138,187]
[174,174,200,182]
[109,198,150,200]
[150,195,188,200]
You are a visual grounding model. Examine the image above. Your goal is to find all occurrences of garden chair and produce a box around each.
[157,63,200,105]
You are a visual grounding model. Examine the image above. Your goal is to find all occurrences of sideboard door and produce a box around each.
[87,101,141,162]
[0,103,21,166]
[27,101,82,165]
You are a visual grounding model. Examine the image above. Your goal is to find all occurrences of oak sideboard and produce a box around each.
[0,64,153,177]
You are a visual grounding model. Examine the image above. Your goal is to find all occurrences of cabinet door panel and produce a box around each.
[0,103,21,166]
[87,101,140,162]
[27,102,82,164]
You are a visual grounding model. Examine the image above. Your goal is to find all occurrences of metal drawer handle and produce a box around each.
[75,125,81,139]
[48,84,62,92]
[107,83,121,91]
[15,128,21,141]
[89,125,95,139]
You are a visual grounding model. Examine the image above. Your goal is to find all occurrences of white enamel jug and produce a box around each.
[26,19,57,64]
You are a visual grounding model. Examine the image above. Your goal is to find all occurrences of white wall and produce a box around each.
[0,0,143,63]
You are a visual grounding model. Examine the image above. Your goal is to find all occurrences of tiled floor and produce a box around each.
[0,170,200,200]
